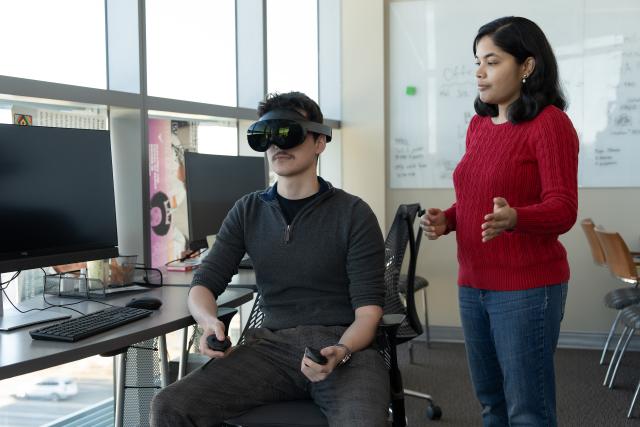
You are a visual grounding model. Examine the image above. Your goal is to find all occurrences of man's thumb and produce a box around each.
[321,347,335,357]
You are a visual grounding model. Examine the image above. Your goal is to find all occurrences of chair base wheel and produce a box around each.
[426,404,442,420]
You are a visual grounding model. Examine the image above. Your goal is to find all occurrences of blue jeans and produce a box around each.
[459,284,567,427]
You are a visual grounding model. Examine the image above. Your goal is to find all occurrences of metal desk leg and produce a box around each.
[114,352,127,427]
[158,334,170,388]
[178,327,189,381]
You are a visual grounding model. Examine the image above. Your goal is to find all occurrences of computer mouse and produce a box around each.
[125,296,163,310]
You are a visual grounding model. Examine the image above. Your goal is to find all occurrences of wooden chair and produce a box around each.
[594,228,640,388]
[581,219,640,366]
[581,219,618,365]
[581,218,606,267]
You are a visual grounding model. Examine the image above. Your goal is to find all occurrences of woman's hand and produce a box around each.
[420,208,448,240]
[482,197,517,242]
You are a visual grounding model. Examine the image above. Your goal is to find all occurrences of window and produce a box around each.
[0,0,107,88]
[266,0,319,100]
[197,119,238,156]
[145,0,237,106]
[0,356,112,425]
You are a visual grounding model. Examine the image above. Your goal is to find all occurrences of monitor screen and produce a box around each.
[185,152,267,251]
[0,124,119,273]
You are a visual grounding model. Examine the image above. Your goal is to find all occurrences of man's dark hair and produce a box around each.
[473,16,567,124]
[257,91,324,124]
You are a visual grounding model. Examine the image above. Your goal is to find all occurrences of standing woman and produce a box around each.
[421,17,578,426]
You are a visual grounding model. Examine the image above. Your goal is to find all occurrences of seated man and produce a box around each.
[151,91,389,427]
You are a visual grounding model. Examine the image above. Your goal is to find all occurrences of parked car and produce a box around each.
[12,377,78,401]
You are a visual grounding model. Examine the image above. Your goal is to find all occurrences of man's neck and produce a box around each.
[276,170,320,200]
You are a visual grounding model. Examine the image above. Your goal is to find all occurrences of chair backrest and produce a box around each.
[238,292,264,345]
[580,218,606,266]
[382,204,424,341]
[238,203,425,345]
[594,227,638,284]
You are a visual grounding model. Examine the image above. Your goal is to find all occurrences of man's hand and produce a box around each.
[199,318,231,359]
[420,208,448,240]
[300,345,348,382]
[481,197,517,242]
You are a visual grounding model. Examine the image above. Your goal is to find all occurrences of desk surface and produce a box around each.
[0,271,255,381]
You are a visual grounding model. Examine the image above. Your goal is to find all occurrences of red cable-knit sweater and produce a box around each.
[444,105,579,291]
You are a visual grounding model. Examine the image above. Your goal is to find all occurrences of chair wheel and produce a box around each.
[426,404,442,420]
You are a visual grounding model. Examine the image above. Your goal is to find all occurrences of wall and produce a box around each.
[340,0,386,228]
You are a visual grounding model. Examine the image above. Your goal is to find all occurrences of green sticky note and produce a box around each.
[406,86,417,96]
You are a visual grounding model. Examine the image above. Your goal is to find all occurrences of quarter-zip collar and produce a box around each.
[260,176,333,203]
[260,177,335,243]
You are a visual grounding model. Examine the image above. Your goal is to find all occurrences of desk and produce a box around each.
[0,285,253,381]
[0,270,256,426]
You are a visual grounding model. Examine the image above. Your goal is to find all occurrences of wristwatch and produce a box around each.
[334,343,352,366]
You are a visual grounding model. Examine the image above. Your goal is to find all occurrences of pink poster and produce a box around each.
[148,119,196,267]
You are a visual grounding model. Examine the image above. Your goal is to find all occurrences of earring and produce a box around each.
[522,74,528,84]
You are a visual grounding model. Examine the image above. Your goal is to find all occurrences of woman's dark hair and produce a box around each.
[257,91,324,123]
[473,16,567,123]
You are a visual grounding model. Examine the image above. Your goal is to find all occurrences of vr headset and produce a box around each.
[247,109,332,152]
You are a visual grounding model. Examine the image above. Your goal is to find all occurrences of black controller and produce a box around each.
[304,346,328,365]
[206,335,232,352]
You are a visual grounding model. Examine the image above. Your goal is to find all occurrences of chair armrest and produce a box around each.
[382,313,406,326]
[379,314,406,342]
[227,283,258,292]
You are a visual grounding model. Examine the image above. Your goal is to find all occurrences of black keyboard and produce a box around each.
[29,306,153,342]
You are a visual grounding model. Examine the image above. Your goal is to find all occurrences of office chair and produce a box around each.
[224,203,441,426]
[593,228,640,389]
[398,273,430,359]
[581,219,640,366]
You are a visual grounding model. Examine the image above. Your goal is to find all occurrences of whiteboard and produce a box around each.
[389,0,640,188]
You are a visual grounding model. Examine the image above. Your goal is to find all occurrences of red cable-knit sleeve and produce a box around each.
[443,203,456,233]
[513,108,579,235]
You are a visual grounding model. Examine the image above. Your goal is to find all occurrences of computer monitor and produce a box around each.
[185,152,267,251]
[0,124,119,330]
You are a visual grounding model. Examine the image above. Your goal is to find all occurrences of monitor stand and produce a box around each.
[0,290,71,331]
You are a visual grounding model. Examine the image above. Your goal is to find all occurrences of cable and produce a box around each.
[165,249,204,266]
[0,269,124,318]
[0,270,20,290]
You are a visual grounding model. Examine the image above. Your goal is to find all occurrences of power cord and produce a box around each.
[0,269,124,319]
[165,249,204,266]
[0,270,20,290]
[1,270,87,316]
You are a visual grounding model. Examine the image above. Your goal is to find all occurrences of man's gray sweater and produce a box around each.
[191,178,385,330]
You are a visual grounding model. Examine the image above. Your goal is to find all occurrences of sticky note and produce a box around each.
[406,86,417,96]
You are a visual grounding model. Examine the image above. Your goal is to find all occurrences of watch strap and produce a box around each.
[334,343,352,366]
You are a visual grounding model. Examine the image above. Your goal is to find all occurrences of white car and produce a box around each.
[12,377,78,401]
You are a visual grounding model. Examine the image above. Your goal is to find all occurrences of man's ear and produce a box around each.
[314,134,327,155]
